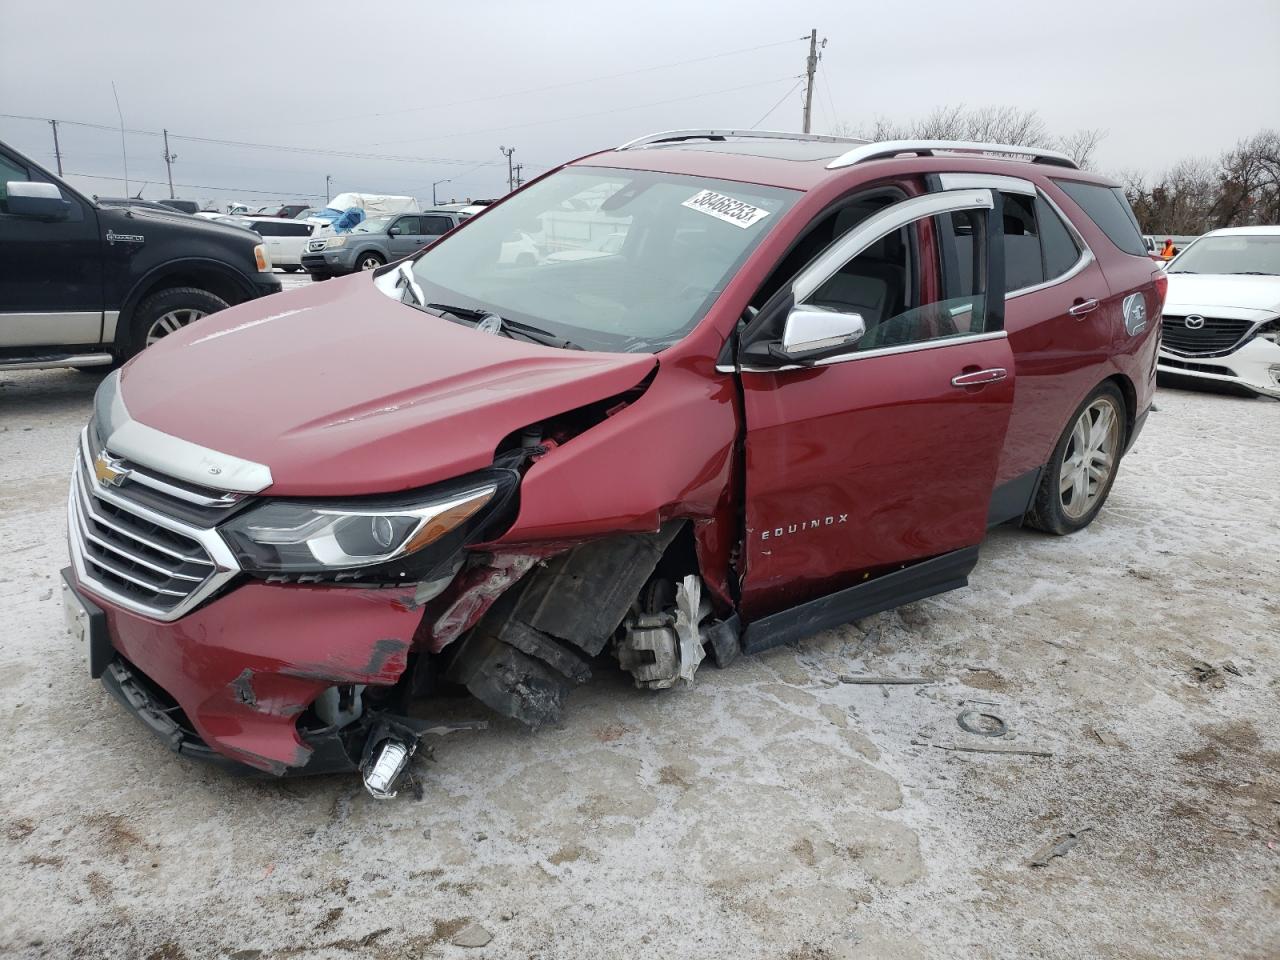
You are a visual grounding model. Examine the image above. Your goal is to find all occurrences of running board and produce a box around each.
[741,546,980,655]
[0,352,113,371]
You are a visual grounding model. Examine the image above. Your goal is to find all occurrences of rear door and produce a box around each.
[0,147,104,348]
[420,214,455,249]
[738,189,1015,620]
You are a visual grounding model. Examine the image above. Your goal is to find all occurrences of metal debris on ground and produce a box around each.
[1189,659,1228,689]
[957,710,1008,737]
[838,675,936,685]
[1027,827,1093,867]
[912,740,1053,758]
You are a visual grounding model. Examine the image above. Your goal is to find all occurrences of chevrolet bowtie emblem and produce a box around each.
[93,452,130,487]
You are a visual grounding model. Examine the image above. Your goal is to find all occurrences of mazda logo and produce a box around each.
[1184,315,1205,329]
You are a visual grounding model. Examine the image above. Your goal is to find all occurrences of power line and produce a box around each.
[263,36,812,130]
[752,79,805,129]
[63,170,327,200]
[371,76,801,148]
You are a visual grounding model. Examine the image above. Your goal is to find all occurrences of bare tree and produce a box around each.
[835,105,1105,169]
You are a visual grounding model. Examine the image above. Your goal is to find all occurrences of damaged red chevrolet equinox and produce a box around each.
[63,131,1164,797]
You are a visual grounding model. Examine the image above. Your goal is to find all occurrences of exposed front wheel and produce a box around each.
[356,252,385,271]
[126,287,229,359]
[1025,382,1127,535]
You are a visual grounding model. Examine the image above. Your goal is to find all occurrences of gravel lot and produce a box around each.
[1,283,1277,959]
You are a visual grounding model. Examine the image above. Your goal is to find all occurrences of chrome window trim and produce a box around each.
[1005,188,1096,300]
[68,429,241,622]
[793,189,994,304]
[94,370,272,495]
[739,329,1009,373]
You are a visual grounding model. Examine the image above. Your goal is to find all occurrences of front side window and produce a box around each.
[802,205,989,352]
[389,216,421,236]
[410,168,798,353]
[1168,235,1280,276]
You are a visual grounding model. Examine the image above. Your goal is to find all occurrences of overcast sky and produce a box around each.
[2,0,1277,208]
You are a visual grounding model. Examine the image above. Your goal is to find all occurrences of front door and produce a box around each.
[738,189,1015,620]
[387,215,426,257]
[0,148,103,348]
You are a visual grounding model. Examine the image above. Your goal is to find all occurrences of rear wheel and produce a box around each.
[356,251,385,271]
[282,265,301,273]
[126,287,229,359]
[1025,382,1126,535]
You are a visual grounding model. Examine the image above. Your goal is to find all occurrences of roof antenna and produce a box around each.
[111,80,130,195]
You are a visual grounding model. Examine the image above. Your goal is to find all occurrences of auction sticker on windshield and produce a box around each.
[682,189,772,229]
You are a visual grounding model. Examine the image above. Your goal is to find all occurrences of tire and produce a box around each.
[308,273,330,282]
[1025,381,1127,535]
[355,251,385,271]
[282,265,301,273]
[125,287,229,359]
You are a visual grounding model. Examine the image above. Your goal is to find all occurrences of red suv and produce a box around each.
[62,131,1164,795]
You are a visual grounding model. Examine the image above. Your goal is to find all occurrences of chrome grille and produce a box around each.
[68,431,239,621]
[307,238,327,252]
[1160,315,1255,356]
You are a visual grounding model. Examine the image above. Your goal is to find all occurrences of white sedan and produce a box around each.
[1157,226,1280,399]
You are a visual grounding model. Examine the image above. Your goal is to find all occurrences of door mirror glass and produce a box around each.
[776,306,866,362]
[6,181,71,220]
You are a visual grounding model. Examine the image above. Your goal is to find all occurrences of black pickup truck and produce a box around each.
[0,140,281,372]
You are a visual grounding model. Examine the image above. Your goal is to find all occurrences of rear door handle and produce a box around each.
[1068,298,1100,317]
[951,368,1007,388]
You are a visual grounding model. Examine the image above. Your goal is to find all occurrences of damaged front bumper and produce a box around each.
[71,568,426,777]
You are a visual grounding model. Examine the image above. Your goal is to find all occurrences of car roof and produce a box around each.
[1200,225,1280,237]
[572,131,1110,192]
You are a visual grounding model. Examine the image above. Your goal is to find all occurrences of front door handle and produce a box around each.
[951,368,1007,388]
[1068,298,1100,317]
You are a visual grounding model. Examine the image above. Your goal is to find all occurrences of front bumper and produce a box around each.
[301,247,358,275]
[70,565,425,776]
[1157,337,1280,399]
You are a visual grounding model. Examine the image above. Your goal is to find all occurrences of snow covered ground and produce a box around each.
[0,289,1277,958]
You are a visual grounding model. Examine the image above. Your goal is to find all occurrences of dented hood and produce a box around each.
[117,274,656,496]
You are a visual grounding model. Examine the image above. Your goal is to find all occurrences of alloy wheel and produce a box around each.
[145,308,206,346]
[1059,397,1121,519]
[359,256,382,271]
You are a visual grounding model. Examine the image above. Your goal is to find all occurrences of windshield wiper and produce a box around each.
[425,303,582,350]
[394,263,424,306]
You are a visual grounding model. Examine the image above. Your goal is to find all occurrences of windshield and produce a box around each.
[353,216,392,234]
[1170,235,1280,275]
[408,167,798,352]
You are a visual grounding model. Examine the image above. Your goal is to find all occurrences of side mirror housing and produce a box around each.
[772,306,866,364]
[6,181,71,220]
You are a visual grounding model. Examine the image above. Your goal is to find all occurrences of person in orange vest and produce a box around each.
[1161,238,1176,259]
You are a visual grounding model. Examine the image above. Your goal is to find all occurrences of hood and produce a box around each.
[1164,273,1280,318]
[110,205,262,243]
[117,274,656,496]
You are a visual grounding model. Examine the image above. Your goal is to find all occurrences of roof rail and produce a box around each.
[617,129,868,151]
[826,140,1078,170]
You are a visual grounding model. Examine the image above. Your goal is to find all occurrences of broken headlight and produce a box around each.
[221,483,497,574]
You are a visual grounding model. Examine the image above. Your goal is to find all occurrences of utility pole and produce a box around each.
[432,178,451,206]
[513,163,524,189]
[48,120,63,175]
[325,174,333,202]
[802,28,821,134]
[162,128,177,198]
[499,145,516,193]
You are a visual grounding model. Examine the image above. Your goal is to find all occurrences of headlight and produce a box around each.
[254,243,272,272]
[221,484,497,574]
[1258,318,1280,343]
[324,235,347,248]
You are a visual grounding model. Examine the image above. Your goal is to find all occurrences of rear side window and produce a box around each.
[1002,194,1044,291]
[1054,180,1146,257]
[276,221,311,237]
[1036,197,1081,279]
[422,215,453,236]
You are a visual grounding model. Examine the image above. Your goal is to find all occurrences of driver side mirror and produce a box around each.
[772,306,866,364]
[6,181,71,220]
